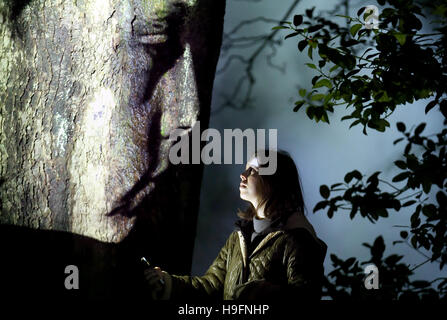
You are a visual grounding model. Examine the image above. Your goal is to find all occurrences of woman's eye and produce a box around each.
[244,167,257,176]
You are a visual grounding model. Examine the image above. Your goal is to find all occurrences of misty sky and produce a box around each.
[190,0,446,289]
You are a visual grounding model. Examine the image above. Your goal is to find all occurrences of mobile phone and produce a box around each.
[141,257,165,285]
[141,257,151,268]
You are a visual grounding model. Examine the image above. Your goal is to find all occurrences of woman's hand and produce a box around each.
[144,267,168,300]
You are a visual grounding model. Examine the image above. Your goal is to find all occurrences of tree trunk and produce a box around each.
[0,0,225,300]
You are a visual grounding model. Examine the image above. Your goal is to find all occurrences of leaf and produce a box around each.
[350,205,358,219]
[344,172,354,183]
[425,100,437,114]
[367,171,381,184]
[392,172,410,183]
[394,32,407,45]
[353,170,362,180]
[377,208,389,217]
[394,160,407,169]
[320,185,330,199]
[343,257,356,269]
[422,204,436,218]
[392,200,401,212]
[363,10,375,22]
[329,65,340,73]
[308,46,313,59]
[411,206,421,228]
[375,119,390,132]
[313,200,328,212]
[293,15,303,26]
[362,125,368,135]
[371,236,385,260]
[308,24,324,33]
[349,120,361,129]
[330,254,340,264]
[313,79,332,89]
[396,122,406,132]
[415,123,426,136]
[350,24,363,37]
[306,106,315,119]
[342,39,360,48]
[400,231,408,239]
[285,32,299,40]
[306,63,317,69]
[298,39,308,52]
[306,8,314,18]
[427,139,435,151]
[327,207,334,219]
[385,254,403,265]
[344,170,362,183]
[347,55,357,70]
[402,200,416,207]
[321,110,330,124]
[436,191,447,206]
[311,93,325,101]
[346,69,360,78]
[366,52,379,60]
[293,101,305,112]
[336,14,352,20]
[441,100,447,118]
[299,88,306,97]
[411,236,418,248]
[406,154,418,170]
[311,76,321,86]
[362,242,372,249]
[357,7,366,17]
[272,26,289,30]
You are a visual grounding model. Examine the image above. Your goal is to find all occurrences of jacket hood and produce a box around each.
[284,212,318,239]
[284,212,328,259]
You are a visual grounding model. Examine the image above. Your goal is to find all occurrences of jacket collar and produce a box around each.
[235,211,325,266]
[237,230,283,268]
[235,211,318,240]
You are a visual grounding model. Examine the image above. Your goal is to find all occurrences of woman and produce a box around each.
[144,149,327,300]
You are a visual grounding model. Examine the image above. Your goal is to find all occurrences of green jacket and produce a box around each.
[166,213,327,301]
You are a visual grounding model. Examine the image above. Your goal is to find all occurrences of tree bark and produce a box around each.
[0,0,225,299]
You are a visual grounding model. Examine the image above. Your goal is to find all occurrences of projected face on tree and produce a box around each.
[0,0,223,243]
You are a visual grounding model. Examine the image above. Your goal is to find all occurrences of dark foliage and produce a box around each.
[278,0,447,299]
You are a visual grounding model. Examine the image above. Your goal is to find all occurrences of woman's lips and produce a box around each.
[239,183,247,189]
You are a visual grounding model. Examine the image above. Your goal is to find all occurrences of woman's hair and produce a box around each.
[237,149,306,221]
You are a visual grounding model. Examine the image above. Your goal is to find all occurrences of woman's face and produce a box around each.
[239,157,264,207]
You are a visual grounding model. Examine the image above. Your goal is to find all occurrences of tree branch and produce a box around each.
[212,0,302,114]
